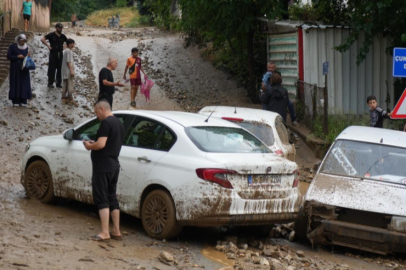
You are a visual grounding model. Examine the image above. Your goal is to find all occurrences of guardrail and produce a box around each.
[0,9,12,38]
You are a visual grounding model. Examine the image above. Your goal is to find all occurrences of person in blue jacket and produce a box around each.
[7,34,32,106]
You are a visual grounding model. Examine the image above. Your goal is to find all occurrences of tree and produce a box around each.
[144,0,286,100]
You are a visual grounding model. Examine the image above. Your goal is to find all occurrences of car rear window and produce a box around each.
[320,139,406,185]
[186,126,271,153]
[237,121,275,146]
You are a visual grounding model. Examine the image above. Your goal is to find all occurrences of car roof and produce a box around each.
[337,126,406,148]
[199,106,281,125]
[113,110,241,128]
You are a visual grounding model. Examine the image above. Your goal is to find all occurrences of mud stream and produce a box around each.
[0,26,405,270]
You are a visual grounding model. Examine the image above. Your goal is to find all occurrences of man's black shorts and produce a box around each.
[23,14,31,21]
[92,168,120,211]
[98,92,113,109]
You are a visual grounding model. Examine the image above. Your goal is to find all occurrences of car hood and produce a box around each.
[31,135,63,145]
[306,173,406,217]
[205,152,297,174]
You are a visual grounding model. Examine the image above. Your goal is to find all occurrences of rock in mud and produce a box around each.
[158,251,174,265]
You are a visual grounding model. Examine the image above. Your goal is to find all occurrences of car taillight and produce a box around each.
[221,117,244,122]
[274,150,283,156]
[196,168,236,189]
[292,170,299,188]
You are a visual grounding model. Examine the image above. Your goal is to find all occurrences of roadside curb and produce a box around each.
[287,123,330,158]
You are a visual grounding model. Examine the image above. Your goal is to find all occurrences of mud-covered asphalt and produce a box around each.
[0,26,405,270]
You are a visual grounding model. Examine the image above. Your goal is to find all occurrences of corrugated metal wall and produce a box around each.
[303,28,394,114]
[268,33,298,96]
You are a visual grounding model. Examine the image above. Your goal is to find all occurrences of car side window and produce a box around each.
[156,129,176,151]
[124,118,176,151]
[275,117,290,145]
[125,119,164,149]
[74,115,128,141]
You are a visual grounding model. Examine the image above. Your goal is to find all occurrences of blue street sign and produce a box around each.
[393,48,406,77]
[323,61,329,75]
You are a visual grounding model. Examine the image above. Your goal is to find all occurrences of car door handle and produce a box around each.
[137,156,151,163]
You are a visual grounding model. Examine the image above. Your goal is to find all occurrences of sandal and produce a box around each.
[89,235,110,242]
[130,101,136,107]
[110,233,122,241]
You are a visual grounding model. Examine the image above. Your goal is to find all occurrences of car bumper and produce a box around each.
[308,220,406,255]
[179,212,298,227]
[173,183,301,227]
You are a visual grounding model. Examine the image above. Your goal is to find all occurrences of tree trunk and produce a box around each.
[246,29,256,102]
[49,0,53,11]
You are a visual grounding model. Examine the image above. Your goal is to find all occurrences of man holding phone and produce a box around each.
[83,100,125,241]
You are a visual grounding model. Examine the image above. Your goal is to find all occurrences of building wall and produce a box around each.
[1,0,50,32]
[302,28,394,114]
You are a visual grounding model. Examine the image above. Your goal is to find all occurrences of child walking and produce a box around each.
[367,95,392,128]
[61,39,78,106]
[123,47,146,108]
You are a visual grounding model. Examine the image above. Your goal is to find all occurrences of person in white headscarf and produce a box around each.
[7,34,32,106]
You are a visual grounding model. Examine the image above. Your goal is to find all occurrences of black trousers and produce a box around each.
[48,51,63,86]
[92,168,120,211]
[98,92,113,109]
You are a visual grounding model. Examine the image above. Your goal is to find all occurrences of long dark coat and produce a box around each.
[7,43,32,101]
[261,83,289,121]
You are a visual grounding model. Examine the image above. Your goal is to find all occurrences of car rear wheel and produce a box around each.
[141,190,182,239]
[24,160,55,203]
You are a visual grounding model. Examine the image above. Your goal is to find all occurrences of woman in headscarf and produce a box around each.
[7,34,32,106]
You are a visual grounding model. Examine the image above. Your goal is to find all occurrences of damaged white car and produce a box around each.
[21,111,301,239]
[301,126,406,254]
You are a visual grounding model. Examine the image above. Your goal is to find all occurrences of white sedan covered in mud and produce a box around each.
[21,111,301,239]
[301,126,406,254]
[198,106,296,161]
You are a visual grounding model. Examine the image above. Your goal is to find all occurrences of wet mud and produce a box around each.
[0,26,405,270]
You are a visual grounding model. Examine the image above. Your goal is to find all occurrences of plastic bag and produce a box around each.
[140,75,154,102]
[22,56,36,71]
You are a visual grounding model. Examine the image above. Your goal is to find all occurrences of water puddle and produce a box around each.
[201,245,234,270]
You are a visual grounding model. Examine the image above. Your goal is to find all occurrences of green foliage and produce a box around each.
[332,0,406,65]
[288,0,349,24]
[115,0,127,8]
[312,110,369,143]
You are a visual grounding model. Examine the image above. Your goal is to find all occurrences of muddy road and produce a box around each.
[0,27,404,270]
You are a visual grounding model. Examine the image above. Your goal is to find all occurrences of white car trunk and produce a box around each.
[205,153,297,200]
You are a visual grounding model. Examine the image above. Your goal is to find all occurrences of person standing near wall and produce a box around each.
[20,0,34,32]
[41,23,68,88]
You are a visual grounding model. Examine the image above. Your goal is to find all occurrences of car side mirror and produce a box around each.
[64,129,74,141]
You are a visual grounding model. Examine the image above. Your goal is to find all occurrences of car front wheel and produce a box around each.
[141,190,182,239]
[24,160,55,203]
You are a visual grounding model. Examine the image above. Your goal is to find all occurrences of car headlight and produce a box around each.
[25,144,30,153]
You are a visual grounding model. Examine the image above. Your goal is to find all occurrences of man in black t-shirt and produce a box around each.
[41,23,68,88]
[98,57,124,109]
[83,100,125,241]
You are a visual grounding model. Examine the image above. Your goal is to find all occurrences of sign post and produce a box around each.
[392,49,406,119]
[323,61,329,135]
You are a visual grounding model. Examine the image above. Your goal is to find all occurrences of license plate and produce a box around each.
[248,175,282,186]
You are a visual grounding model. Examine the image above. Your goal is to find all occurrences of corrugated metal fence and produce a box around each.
[303,28,394,115]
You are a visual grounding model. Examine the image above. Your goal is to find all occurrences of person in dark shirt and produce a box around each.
[83,100,125,241]
[98,57,124,109]
[261,72,289,121]
[367,95,392,128]
[41,23,68,88]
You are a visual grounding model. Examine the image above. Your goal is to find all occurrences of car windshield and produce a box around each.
[320,140,406,185]
[186,126,271,153]
[237,121,275,146]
